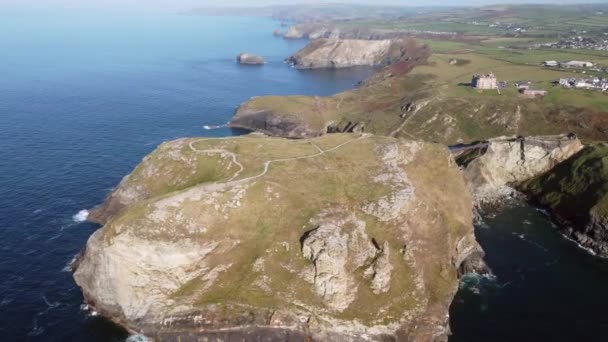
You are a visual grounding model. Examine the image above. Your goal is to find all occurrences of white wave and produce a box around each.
[42,296,60,309]
[27,318,44,337]
[62,255,78,272]
[0,297,14,307]
[126,335,151,342]
[72,209,89,223]
[203,123,228,130]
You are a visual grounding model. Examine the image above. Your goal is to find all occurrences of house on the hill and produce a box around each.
[472,73,497,89]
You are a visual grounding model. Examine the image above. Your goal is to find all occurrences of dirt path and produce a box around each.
[189,134,368,185]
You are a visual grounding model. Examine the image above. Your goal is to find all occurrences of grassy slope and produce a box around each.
[521,144,608,226]
[239,37,608,144]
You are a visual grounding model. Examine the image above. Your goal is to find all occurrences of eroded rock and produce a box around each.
[74,134,482,341]
[460,134,583,205]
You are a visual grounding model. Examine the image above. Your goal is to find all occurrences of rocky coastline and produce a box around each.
[71,20,606,341]
[74,134,485,341]
[520,144,608,257]
[229,38,431,138]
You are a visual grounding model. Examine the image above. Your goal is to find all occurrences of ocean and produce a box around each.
[2,10,608,342]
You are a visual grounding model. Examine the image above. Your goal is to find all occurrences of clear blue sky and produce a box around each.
[1,0,605,11]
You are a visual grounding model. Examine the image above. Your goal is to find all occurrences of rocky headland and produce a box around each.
[286,38,413,69]
[75,133,485,341]
[237,53,264,65]
[229,38,432,138]
[521,143,608,256]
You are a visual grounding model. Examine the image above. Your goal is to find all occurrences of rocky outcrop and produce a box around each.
[520,144,608,256]
[283,25,307,39]
[237,53,264,65]
[301,209,381,311]
[286,38,411,69]
[229,100,328,138]
[458,134,583,205]
[74,133,483,341]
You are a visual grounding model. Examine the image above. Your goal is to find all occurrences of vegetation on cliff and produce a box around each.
[75,133,481,340]
[521,144,608,255]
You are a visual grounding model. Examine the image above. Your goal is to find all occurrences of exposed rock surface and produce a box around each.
[458,134,583,205]
[75,133,482,341]
[286,38,410,69]
[237,53,264,65]
[521,144,608,256]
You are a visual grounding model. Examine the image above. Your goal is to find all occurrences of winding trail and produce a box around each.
[188,134,368,185]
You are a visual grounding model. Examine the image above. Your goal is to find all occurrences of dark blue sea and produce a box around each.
[2,10,608,342]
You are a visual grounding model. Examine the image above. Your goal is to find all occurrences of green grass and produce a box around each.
[521,144,608,225]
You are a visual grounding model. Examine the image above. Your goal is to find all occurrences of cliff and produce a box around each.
[457,135,584,205]
[75,133,483,341]
[520,144,608,256]
[286,39,410,69]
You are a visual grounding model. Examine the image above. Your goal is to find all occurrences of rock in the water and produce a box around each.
[236,53,264,65]
[74,133,483,341]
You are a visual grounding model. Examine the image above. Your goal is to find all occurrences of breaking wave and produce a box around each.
[72,210,89,223]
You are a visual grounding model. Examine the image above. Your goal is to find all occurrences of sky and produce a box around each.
[1,0,606,12]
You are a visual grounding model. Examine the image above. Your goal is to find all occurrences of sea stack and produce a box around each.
[236,53,264,65]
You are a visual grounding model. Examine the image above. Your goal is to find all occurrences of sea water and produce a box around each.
[449,200,608,340]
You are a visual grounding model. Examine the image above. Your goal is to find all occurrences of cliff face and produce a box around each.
[520,144,608,256]
[458,135,584,205]
[75,133,483,341]
[286,39,405,69]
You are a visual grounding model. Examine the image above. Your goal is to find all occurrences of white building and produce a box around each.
[543,60,558,67]
[561,61,594,68]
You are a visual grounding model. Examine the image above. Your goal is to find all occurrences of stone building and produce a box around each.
[472,73,497,89]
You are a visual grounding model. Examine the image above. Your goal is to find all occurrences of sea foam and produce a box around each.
[72,210,89,223]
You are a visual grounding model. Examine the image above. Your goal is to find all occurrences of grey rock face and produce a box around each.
[301,209,380,312]
[229,107,325,138]
[460,135,583,205]
[286,38,405,69]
